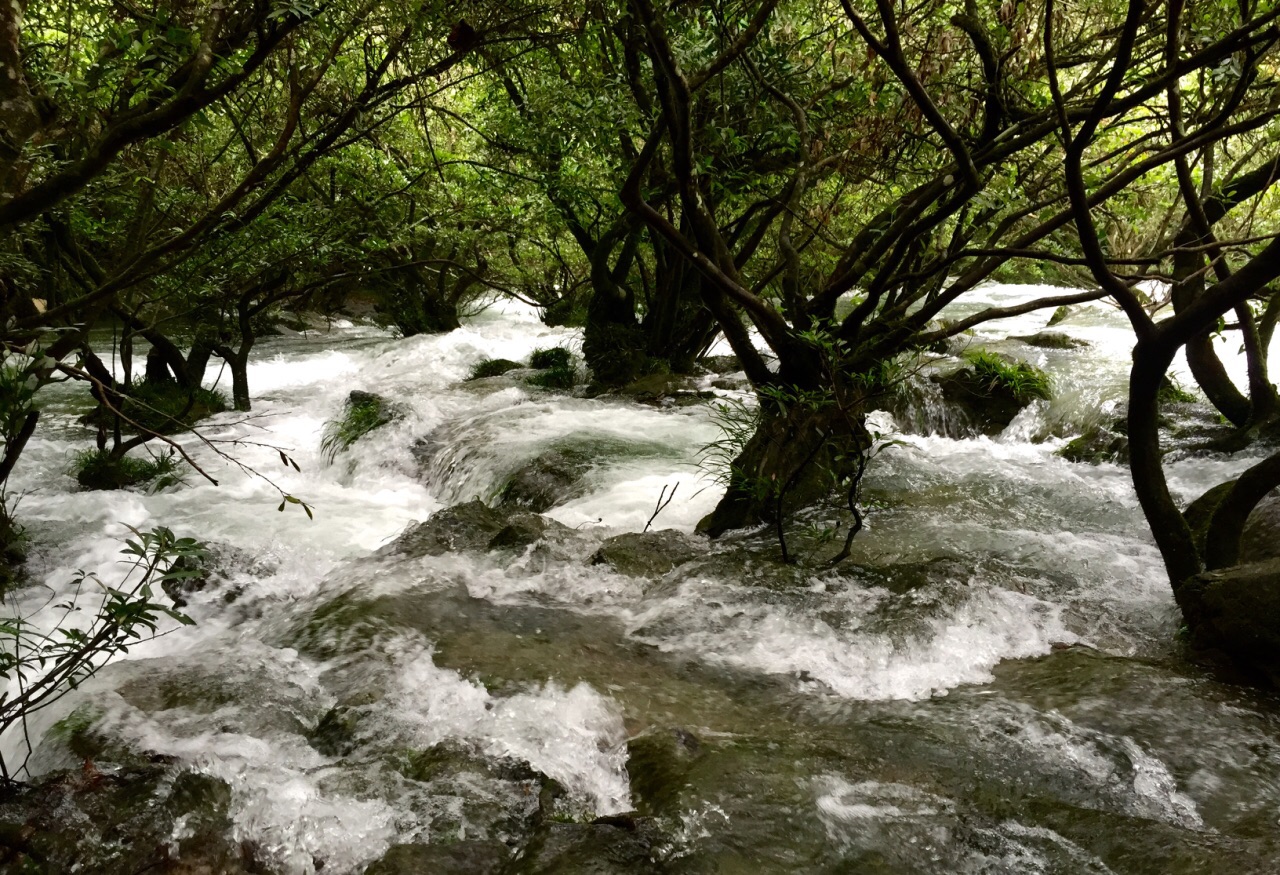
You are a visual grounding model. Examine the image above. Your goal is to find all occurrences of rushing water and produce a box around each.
[4,287,1280,873]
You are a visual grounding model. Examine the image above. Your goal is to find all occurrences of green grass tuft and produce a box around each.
[529,347,572,370]
[964,350,1052,404]
[1157,377,1197,405]
[321,392,398,462]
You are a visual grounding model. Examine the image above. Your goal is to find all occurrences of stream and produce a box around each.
[3,285,1279,873]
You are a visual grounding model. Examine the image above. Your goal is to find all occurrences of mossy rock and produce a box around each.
[931,359,1047,436]
[468,358,524,381]
[1058,420,1129,465]
[0,764,245,874]
[615,374,710,407]
[498,447,595,512]
[526,365,576,391]
[321,390,405,461]
[1012,331,1090,350]
[590,531,705,580]
[82,383,227,436]
[1178,559,1280,686]
[381,500,574,559]
[530,347,573,370]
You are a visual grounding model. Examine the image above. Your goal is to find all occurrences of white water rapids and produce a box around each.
[3,286,1280,873]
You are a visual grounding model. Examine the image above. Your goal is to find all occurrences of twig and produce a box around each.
[643,482,679,533]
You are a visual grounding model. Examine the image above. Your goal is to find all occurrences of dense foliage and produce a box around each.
[5,0,1280,677]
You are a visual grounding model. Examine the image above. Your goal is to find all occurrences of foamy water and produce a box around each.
[3,290,1278,873]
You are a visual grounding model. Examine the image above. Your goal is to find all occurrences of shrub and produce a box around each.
[467,358,523,380]
[529,347,572,370]
[964,350,1052,404]
[73,449,182,491]
[0,526,202,779]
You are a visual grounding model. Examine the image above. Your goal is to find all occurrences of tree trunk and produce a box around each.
[1128,339,1204,595]
[229,354,251,412]
[698,399,870,539]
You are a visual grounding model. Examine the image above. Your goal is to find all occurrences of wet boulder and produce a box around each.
[365,841,512,874]
[929,354,1051,437]
[590,530,704,579]
[1241,492,1280,563]
[0,765,247,874]
[509,816,665,874]
[382,500,573,558]
[499,447,596,512]
[1058,419,1129,464]
[1179,558,1280,684]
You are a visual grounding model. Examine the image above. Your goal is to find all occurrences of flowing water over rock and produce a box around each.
[3,289,1280,873]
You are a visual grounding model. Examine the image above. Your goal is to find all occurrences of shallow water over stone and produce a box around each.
[3,290,1279,873]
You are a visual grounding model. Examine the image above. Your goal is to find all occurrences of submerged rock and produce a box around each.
[625,728,704,817]
[508,816,665,874]
[382,500,573,558]
[590,530,705,579]
[365,841,512,874]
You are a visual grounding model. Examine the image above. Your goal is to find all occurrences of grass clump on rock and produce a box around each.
[526,346,576,390]
[529,347,572,370]
[466,358,523,381]
[86,383,227,435]
[964,350,1052,405]
[73,449,181,491]
[321,390,403,462]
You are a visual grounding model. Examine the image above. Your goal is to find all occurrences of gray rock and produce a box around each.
[590,530,704,579]
[382,500,572,558]
[499,447,596,512]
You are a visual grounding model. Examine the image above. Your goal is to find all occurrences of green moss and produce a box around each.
[530,347,572,370]
[72,449,181,491]
[964,350,1052,404]
[466,358,523,380]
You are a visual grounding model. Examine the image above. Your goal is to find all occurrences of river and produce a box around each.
[3,286,1279,873]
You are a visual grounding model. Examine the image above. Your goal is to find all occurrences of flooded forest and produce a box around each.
[3,1,1280,872]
